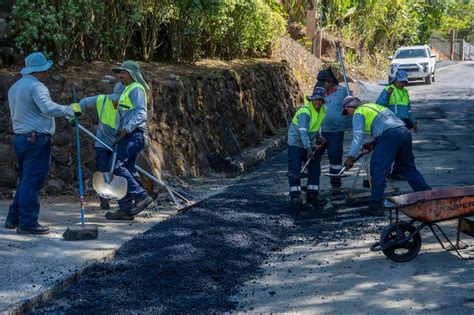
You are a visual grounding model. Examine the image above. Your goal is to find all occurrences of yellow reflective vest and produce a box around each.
[354,103,388,134]
[291,101,327,133]
[118,82,147,111]
[96,95,117,129]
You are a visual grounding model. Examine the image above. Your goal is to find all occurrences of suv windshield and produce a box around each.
[395,49,427,59]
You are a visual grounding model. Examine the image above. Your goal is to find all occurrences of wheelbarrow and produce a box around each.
[371,185,474,262]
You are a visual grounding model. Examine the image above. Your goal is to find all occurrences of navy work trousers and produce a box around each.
[7,134,51,228]
[321,131,344,188]
[371,127,430,203]
[115,130,148,211]
[287,145,323,196]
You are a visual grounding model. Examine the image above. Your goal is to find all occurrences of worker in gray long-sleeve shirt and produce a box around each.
[104,60,154,220]
[5,52,81,235]
[75,83,125,210]
[341,96,430,216]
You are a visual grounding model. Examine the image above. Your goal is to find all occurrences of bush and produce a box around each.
[7,0,285,63]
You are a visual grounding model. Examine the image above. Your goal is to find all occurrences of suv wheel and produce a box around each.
[425,74,432,84]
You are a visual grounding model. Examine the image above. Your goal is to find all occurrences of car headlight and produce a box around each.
[419,62,428,66]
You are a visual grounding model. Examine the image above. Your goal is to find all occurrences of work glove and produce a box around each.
[118,128,128,140]
[71,102,81,115]
[316,135,327,146]
[362,141,375,152]
[68,116,76,127]
[306,147,313,158]
[344,156,356,170]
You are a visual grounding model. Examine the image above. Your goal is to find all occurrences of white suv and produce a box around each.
[388,45,437,84]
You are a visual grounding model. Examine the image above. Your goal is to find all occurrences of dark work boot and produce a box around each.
[330,184,343,200]
[306,191,327,208]
[105,210,135,221]
[363,201,385,216]
[99,198,111,210]
[128,195,154,216]
[290,194,303,208]
[4,216,19,229]
[17,224,50,235]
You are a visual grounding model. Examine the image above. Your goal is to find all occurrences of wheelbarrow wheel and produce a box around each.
[380,221,421,262]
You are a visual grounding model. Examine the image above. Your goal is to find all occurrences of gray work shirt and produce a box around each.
[321,85,349,132]
[8,75,74,135]
[348,109,406,157]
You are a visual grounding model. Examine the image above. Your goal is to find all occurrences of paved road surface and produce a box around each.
[32,62,474,314]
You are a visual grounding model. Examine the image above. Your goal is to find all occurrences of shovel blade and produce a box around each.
[93,171,128,200]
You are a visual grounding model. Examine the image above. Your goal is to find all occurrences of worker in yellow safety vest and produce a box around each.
[342,96,430,216]
[287,86,328,209]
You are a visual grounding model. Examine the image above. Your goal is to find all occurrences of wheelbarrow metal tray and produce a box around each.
[388,186,474,223]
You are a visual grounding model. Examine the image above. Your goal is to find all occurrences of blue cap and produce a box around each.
[20,52,53,75]
[306,86,327,102]
[391,70,408,84]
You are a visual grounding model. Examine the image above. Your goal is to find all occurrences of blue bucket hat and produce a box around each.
[20,52,53,75]
[391,70,408,84]
[306,86,327,102]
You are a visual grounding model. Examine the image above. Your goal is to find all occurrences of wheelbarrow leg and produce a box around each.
[431,223,466,259]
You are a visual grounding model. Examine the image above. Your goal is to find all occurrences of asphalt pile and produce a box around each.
[31,150,384,314]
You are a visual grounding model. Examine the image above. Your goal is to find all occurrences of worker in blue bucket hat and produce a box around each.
[5,52,81,235]
[376,69,417,180]
[287,86,328,210]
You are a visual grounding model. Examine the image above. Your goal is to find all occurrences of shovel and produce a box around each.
[92,141,128,200]
[324,152,366,178]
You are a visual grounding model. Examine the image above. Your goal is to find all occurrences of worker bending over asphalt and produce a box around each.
[287,86,328,209]
[316,68,349,197]
[341,96,431,216]
[5,52,81,234]
[105,60,153,220]
[72,84,125,210]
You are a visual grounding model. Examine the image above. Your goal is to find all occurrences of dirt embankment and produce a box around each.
[0,59,304,195]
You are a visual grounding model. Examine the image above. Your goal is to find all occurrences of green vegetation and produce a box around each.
[7,0,285,63]
[278,0,472,51]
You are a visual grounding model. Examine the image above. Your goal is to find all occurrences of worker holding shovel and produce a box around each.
[341,96,430,216]
[104,60,154,220]
[69,83,125,210]
[287,86,328,209]
[5,52,81,234]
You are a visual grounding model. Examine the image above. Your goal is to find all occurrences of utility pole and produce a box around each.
[306,10,316,54]
[450,29,456,61]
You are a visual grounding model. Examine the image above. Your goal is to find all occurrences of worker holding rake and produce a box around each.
[104,60,154,220]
